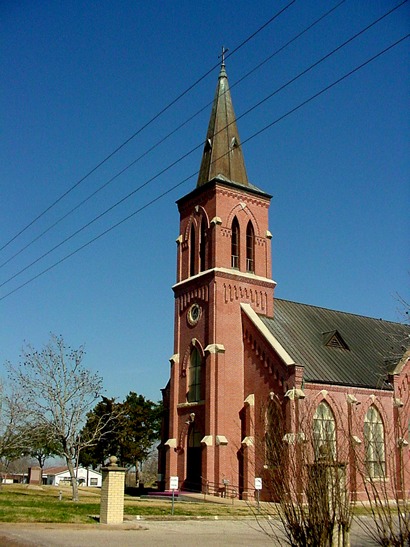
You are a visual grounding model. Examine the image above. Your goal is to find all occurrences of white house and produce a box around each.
[43,466,102,487]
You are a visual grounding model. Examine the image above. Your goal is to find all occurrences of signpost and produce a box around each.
[255,477,262,513]
[170,476,179,515]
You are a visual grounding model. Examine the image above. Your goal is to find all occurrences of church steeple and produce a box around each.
[197,54,249,187]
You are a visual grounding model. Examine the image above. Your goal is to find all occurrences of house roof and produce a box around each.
[43,466,101,476]
[258,299,410,390]
[43,466,68,476]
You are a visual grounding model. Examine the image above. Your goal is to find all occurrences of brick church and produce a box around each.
[158,59,410,501]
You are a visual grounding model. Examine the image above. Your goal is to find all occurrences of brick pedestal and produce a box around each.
[100,456,126,525]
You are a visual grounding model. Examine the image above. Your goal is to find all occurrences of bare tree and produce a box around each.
[140,444,159,487]
[350,393,410,546]
[0,381,29,481]
[24,423,61,469]
[248,396,352,547]
[6,334,115,501]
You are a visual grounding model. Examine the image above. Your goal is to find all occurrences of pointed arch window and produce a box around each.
[313,402,336,461]
[265,398,285,469]
[188,347,202,403]
[190,222,196,277]
[231,217,240,269]
[246,221,255,273]
[364,406,385,478]
[200,217,207,272]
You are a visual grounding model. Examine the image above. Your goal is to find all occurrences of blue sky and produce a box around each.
[1,1,409,402]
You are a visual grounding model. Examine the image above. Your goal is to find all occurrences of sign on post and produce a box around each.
[169,476,178,515]
[169,476,179,490]
[255,477,262,513]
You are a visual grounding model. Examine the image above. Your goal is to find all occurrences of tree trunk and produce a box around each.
[65,456,79,502]
[135,460,140,487]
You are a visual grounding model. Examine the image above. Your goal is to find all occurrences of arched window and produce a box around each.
[190,222,196,277]
[313,402,336,461]
[188,347,202,403]
[265,398,285,469]
[246,221,255,273]
[364,406,385,478]
[231,217,240,269]
[200,217,207,272]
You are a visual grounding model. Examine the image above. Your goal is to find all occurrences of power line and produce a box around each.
[0,0,346,271]
[1,33,407,302]
[0,0,296,254]
[0,0,405,289]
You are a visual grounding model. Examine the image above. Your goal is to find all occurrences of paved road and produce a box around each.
[0,518,379,546]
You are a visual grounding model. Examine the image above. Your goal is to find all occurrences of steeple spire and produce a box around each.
[196,51,249,187]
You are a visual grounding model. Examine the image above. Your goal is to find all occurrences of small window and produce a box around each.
[246,221,255,273]
[364,406,385,478]
[188,347,202,403]
[313,402,336,461]
[90,478,98,486]
[231,217,240,269]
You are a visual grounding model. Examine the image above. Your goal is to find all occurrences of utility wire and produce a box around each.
[0,0,405,290]
[0,0,346,271]
[0,1,340,269]
[1,33,407,302]
[0,0,296,254]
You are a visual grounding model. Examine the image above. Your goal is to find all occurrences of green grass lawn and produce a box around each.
[1,485,383,524]
[0,485,255,523]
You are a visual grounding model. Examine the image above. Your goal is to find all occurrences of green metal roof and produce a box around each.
[259,299,410,390]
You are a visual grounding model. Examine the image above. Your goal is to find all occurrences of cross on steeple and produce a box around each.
[219,46,228,67]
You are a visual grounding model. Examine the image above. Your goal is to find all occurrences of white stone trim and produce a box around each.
[391,349,410,375]
[201,436,213,446]
[285,388,305,400]
[216,435,228,446]
[241,436,254,447]
[165,438,177,448]
[173,268,276,290]
[244,394,255,406]
[241,303,295,366]
[205,344,225,354]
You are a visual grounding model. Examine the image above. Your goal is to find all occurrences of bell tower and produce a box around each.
[162,57,276,493]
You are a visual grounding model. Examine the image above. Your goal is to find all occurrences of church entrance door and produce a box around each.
[185,424,202,492]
